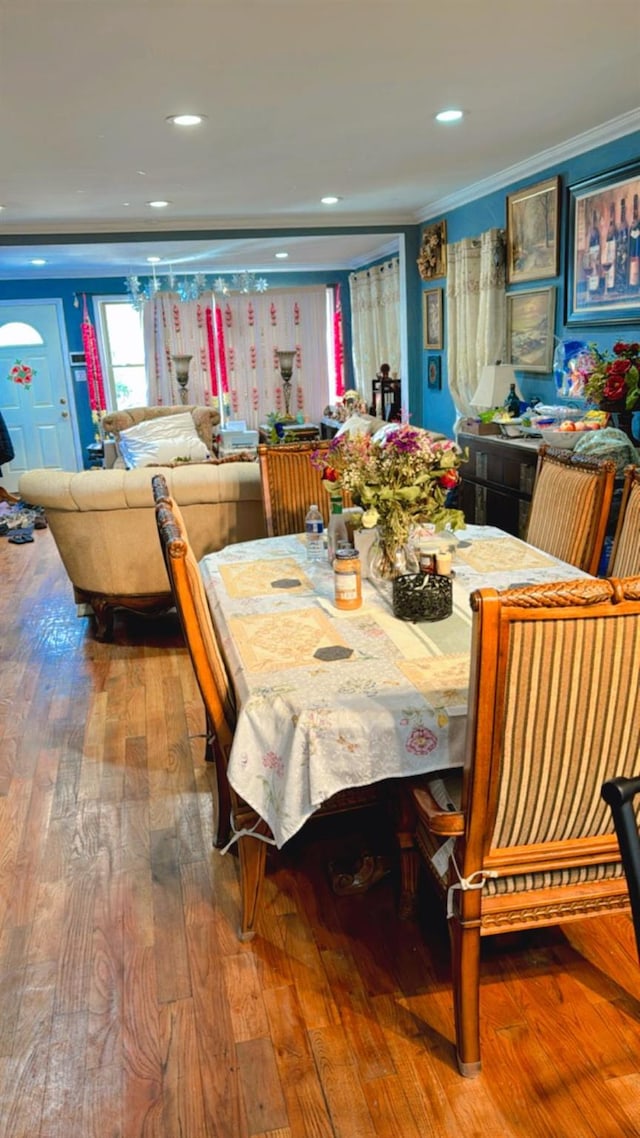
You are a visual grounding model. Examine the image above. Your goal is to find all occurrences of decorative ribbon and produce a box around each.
[215,305,229,393]
[334,284,344,396]
[80,296,107,412]
[205,306,218,398]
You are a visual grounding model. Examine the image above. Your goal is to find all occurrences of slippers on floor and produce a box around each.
[8,530,34,544]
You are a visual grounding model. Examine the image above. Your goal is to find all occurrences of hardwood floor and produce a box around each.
[2,527,640,1137]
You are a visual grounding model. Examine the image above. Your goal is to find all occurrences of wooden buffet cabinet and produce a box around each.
[457,431,541,539]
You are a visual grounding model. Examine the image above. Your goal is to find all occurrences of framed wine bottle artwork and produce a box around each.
[567,161,640,325]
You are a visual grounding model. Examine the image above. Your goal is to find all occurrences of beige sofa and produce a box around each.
[19,406,266,640]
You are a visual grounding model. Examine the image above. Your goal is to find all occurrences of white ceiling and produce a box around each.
[1,0,639,279]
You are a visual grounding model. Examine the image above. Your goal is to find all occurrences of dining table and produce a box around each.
[199,524,592,853]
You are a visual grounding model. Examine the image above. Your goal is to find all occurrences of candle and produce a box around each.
[436,549,453,577]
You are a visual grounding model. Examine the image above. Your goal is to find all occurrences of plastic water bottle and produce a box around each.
[305,504,324,560]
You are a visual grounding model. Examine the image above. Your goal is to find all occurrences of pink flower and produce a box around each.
[405,726,438,756]
[263,751,284,777]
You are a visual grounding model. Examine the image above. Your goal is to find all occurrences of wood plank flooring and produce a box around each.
[1,527,640,1137]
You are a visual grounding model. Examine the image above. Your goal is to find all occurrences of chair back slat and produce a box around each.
[525,446,616,574]
[608,466,640,577]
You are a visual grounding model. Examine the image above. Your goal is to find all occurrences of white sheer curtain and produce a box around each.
[215,286,329,429]
[143,294,215,406]
[446,228,506,420]
[349,259,400,399]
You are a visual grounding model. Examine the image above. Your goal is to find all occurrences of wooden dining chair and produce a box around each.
[152,473,274,939]
[258,440,351,536]
[525,445,616,574]
[607,465,640,576]
[151,473,382,940]
[409,574,640,1076]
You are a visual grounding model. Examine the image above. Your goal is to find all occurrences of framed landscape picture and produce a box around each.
[567,160,640,325]
[506,286,556,373]
[423,289,443,350]
[506,176,560,284]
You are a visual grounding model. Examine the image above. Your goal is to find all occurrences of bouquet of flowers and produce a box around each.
[313,424,465,575]
[583,341,640,410]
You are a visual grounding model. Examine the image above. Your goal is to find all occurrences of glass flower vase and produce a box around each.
[367,528,414,582]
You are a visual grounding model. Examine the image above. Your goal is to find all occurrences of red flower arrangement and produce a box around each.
[584,341,640,410]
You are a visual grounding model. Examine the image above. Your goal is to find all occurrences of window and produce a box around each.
[95,298,147,410]
[0,321,43,346]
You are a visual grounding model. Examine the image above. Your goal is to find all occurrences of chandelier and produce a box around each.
[124,269,269,312]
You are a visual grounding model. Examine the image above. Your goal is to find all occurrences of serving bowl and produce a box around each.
[540,428,579,449]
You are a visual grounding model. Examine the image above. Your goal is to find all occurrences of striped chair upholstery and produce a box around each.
[258,441,352,536]
[525,446,616,574]
[608,466,640,577]
[409,575,640,1077]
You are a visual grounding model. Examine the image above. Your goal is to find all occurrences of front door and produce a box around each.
[0,300,82,493]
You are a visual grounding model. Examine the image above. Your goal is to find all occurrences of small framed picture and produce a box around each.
[506,286,556,373]
[423,289,443,350]
[427,355,441,390]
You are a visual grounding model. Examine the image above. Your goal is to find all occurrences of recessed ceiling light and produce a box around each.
[147,200,171,208]
[31,258,46,266]
[0,205,5,211]
[167,114,205,127]
[275,252,289,259]
[321,196,341,205]
[435,109,463,123]
[147,256,161,263]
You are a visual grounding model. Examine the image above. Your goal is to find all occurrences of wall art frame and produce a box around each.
[506,286,556,373]
[426,355,441,390]
[417,220,447,280]
[506,175,560,284]
[567,160,640,326]
[423,289,443,350]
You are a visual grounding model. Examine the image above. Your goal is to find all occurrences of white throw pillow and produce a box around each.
[334,412,387,439]
[118,412,209,468]
[119,411,197,441]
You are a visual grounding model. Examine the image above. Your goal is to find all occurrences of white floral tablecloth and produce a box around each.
[200,525,590,848]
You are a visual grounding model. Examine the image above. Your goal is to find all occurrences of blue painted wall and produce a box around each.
[0,270,353,462]
[419,129,640,436]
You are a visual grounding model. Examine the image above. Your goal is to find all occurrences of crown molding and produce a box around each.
[416,107,640,223]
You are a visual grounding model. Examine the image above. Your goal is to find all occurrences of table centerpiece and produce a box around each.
[312,424,465,579]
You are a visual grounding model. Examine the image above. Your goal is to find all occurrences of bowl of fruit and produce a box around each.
[541,418,604,449]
